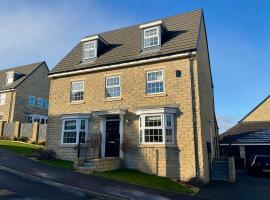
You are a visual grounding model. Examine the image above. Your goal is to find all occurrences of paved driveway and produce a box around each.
[196,171,270,200]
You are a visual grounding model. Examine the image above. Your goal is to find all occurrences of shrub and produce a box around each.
[34,149,56,160]
[17,137,29,143]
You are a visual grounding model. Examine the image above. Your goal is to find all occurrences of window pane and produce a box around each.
[147,82,164,94]
[145,115,161,127]
[63,132,77,143]
[64,120,76,130]
[79,131,86,143]
[72,81,83,91]
[29,96,35,106]
[37,98,43,107]
[106,87,120,97]
[166,115,172,127]
[80,120,86,130]
[145,129,163,143]
[147,71,163,81]
[166,129,173,143]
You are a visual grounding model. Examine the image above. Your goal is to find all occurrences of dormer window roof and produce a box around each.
[140,20,166,51]
[81,35,107,62]
[6,71,14,84]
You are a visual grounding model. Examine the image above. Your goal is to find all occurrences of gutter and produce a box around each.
[0,89,15,93]
[49,51,197,78]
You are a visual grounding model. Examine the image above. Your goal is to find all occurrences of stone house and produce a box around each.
[0,61,50,123]
[220,95,270,169]
[46,9,218,182]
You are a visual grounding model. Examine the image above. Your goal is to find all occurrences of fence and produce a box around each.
[0,121,47,143]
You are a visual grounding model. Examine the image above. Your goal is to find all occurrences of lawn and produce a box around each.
[39,159,74,170]
[0,139,74,170]
[96,169,194,195]
[0,139,42,155]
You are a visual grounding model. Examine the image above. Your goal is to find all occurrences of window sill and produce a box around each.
[144,93,167,98]
[138,143,177,148]
[104,97,123,102]
[69,100,85,105]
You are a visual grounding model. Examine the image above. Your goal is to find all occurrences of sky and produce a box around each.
[0,0,269,133]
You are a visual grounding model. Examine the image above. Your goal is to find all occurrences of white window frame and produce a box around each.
[29,95,35,106]
[61,118,89,145]
[0,93,6,106]
[105,76,121,98]
[71,81,84,102]
[37,98,43,108]
[83,40,97,60]
[143,26,160,49]
[146,69,165,94]
[27,114,48,124]
[6,71,14,84]
[139,113,175,144]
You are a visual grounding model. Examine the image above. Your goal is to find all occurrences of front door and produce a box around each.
[105,118,120,157]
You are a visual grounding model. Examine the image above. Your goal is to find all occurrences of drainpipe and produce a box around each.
[188,52,200,179]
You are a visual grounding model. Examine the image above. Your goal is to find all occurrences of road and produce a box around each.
[0,169,96,200]
[196,171,270,200]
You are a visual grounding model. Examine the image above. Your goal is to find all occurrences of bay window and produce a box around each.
[61,118,88,144]
[139,113,175,144]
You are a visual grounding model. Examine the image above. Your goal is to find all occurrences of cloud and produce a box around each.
[217,115,238,134]
[0,1,134,69]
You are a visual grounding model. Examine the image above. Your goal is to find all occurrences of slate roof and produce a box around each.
[219,121,270,140]
[0,61,45,91]
[220,129,270,145]
[50,9,203,75]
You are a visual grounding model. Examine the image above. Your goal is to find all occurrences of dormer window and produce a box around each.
[81,35,107,62]
[83,40,97,60]
[144,26,160,48]
[6,71,14,84]
[140,20,166,51]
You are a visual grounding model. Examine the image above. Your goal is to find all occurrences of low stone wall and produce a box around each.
[91,157,121,172]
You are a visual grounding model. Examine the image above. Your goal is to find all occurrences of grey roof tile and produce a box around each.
[50,9,202,75]
[0,61,45,91]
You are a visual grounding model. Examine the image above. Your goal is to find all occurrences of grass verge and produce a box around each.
[0,139,42,155]
[96,169,194,195]
[0,139,74,170]
[39,159,74,170]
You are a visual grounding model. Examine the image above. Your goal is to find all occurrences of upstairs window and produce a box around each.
[6,71,14,84]
[146,70,164,94]
[105,76,121,98]
[44,100,49,109]
[29,95,35,106]
[143,26,160,48]
[37,98,43,108]
[0,93,6,106]
[71,81,84,102]
[83,41,97,60]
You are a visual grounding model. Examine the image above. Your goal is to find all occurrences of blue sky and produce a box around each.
[0,0,269,132]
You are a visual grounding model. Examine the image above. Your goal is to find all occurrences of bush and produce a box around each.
[34,149,56,160]
[31,141,46,146]
[17,137,29,143]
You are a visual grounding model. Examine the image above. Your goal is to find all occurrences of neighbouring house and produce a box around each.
[0,61,50,124]
[46,9,218,182]
[220,95,270,169]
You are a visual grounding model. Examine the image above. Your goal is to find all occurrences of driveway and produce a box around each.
[196,171,270,200]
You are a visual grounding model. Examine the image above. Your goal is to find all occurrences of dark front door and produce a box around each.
[105,119,120,157]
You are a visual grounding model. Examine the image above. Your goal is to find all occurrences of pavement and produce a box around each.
[196,170,270,200]
[0,148,200,200]
[0,170,95,200]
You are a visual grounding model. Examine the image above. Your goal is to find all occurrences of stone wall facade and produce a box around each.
[0,91,16,122]
[46,46,217,182]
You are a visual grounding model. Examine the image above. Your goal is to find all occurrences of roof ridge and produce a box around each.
[83,9,202,39]
[0,61,44,73]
